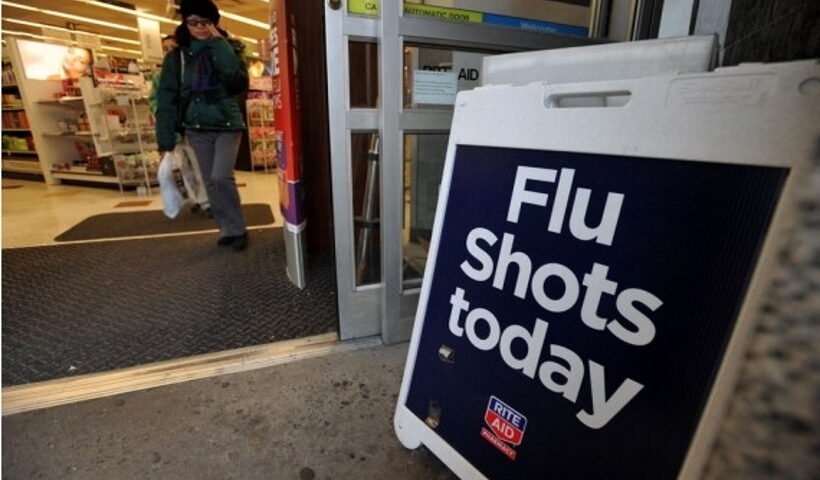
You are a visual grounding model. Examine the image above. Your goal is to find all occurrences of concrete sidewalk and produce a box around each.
[2,344,455,480]
[3,336,818,479]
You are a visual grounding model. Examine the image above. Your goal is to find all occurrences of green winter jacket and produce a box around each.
[155,37,248,151]
[148,68,162,115]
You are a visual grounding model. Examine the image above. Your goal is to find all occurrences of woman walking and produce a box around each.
[156,0,249,251]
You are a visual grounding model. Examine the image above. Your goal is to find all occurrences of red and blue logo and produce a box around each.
[481,396,527,460]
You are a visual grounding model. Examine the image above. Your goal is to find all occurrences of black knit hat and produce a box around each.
[180,0,220,24]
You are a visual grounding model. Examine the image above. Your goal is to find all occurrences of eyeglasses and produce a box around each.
[185,18,212,27]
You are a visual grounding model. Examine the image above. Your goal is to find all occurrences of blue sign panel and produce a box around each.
[482,13,589,37]
[405,145,787,479]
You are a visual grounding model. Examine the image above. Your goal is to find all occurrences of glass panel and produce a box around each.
[352,132,381,286]
[349,42,379,108]
[402,133,448,290]
[403,46,488,109]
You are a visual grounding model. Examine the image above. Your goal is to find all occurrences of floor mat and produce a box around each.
[2,228,337,386]
[55,203,275,242]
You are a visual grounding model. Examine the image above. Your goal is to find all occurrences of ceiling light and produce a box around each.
[72,0,268,31]
[64,0,263,45]
[100,45,143,55]
[234,35,260,45]
[2,29,67,41]
[3,18,141,46]
[70,0,177,26]
[4,1,261,56]
[218,12,269,30]
[2,30,141,57]
[3,1,139,32]
[2,29,76,45]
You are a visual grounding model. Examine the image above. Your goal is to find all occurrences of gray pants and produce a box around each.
[186,130,246,237]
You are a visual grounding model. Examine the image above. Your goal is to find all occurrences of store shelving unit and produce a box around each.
[247,98,277,173]
[246,76,277,173]
[3,40,107,184]
[79,76,159,194]
[2,57,41,177]
[38,91,105,183]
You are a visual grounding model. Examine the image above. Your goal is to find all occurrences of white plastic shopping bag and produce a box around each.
[174,141,209,209]
[158,151,187,218]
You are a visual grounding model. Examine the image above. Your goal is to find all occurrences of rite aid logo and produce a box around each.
[481,396,527,460]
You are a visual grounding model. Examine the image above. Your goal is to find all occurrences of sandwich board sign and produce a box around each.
[394,59,819,479]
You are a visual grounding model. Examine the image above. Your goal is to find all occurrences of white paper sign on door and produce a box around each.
[413,70,457,105]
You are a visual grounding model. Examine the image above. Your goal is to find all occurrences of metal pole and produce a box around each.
[356,134,380,283]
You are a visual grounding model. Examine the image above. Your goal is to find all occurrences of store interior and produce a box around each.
[1,1,817,478]
[1,0,337,387]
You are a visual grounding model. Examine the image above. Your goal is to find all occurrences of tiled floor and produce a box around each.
[2,170,281,248]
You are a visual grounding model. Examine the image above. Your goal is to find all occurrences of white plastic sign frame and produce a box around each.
[394,59,819,479]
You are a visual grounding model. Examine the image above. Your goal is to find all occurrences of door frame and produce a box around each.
[325,1,601,343]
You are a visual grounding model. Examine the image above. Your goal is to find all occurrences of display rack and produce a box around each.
[247,76,277,173]
[79,76,159,194]
[4,39,112,184]
[1,57,41,176]
[39,87,115,183]
[247,98,277,173]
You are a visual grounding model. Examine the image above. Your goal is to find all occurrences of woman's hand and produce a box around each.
[207,24,223,39]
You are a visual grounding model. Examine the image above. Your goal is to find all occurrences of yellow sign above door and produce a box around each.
[349,1,482,24]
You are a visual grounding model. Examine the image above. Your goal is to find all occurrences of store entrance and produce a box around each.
[324,1,599,344]
[1,0,339,393]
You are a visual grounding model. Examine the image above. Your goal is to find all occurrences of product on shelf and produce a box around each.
[2,111,29,129]
[247,90,274,100]
[1,112,14,128]
[101,157,116,176]
[74,142,100,171]
[2,62,16,85]
[1,135,34,151]
[250,127,278,167]
[93,69,145,92]
[246,97,276,169]
[2,93,23,108]
[113,152,160,183]
[54,79,81,98]
[248,75,273,93]
[59,117,79,134]
[77,112,91,132]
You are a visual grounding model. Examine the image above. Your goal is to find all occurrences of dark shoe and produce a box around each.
[204,207,213,219]
[231,234,248,252]
[217,236,234,247]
